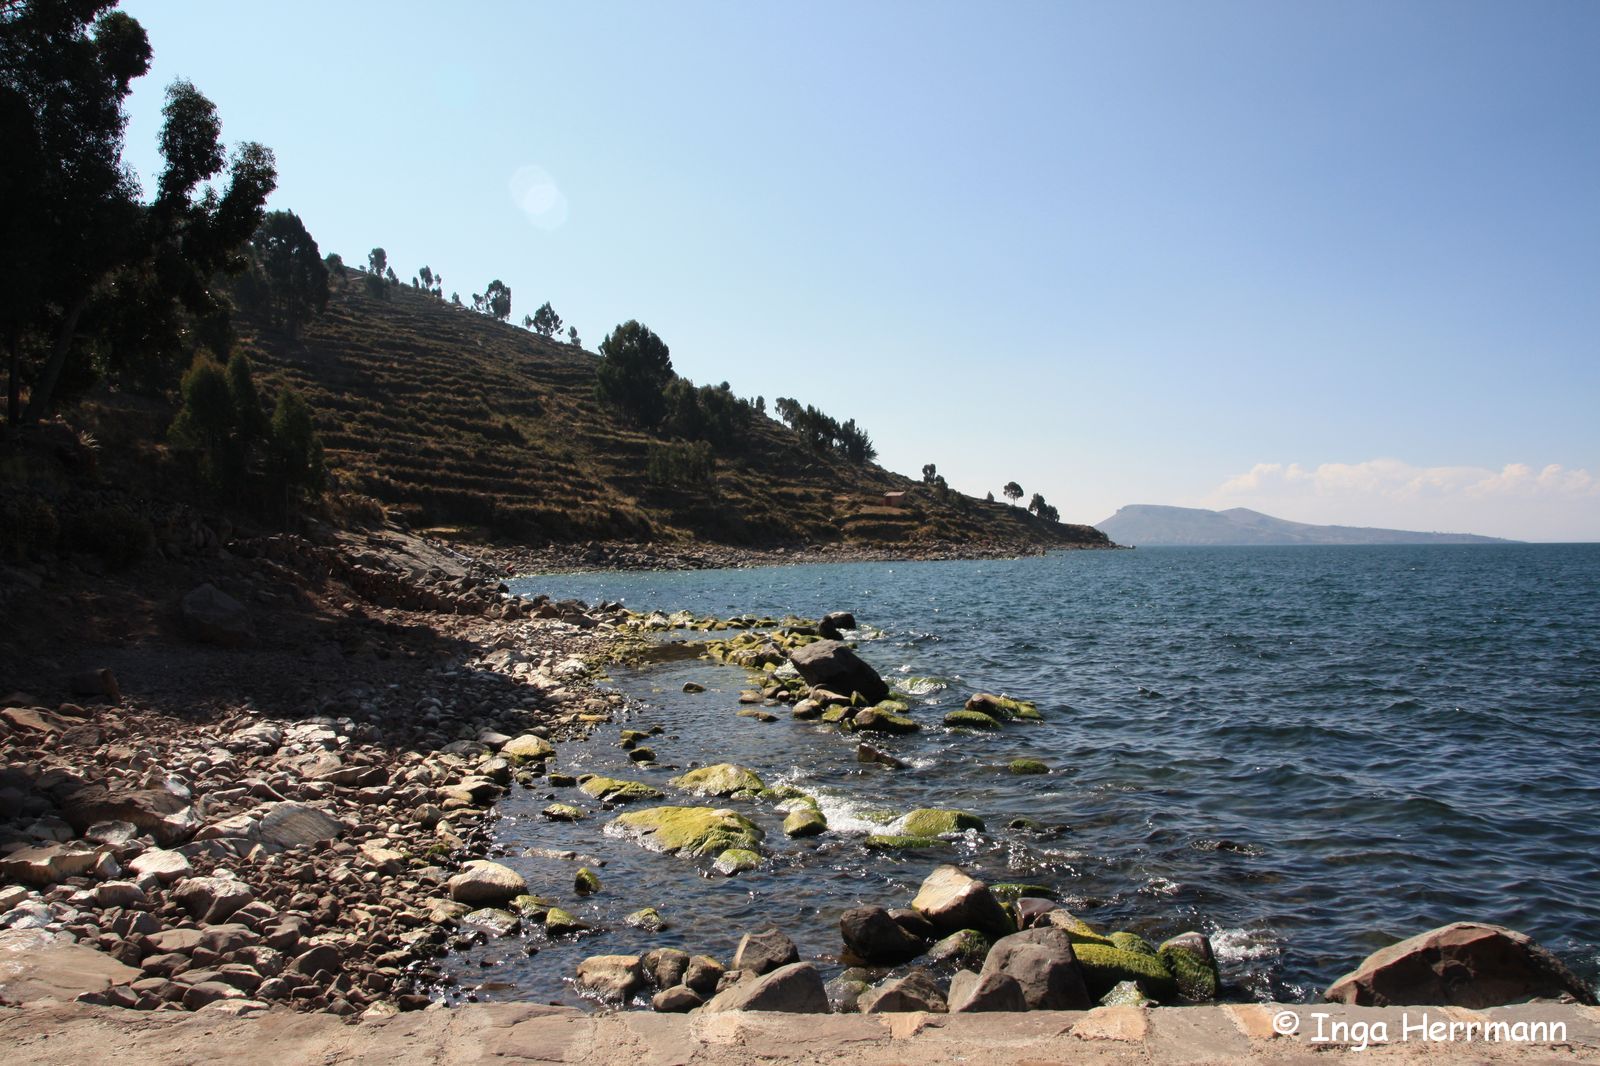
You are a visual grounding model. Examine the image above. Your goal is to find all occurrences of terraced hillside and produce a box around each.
[238,279,1107,551]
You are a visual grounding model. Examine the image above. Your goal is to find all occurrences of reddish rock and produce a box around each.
[1326,922,1597,1008]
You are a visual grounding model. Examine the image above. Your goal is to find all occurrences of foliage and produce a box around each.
[567,325,581,347]
[2,6,276,424]
[483,279,511,321]
[244,209,328,337]
[324,252,345,282]
[595,320,673,427]
[268,388,326,500]
[773,397,877,464]
[168,353,242,491]
[1028,492,1059,522]
[367,247,386,275]
[646,440,715,486]
[531,301,563,337]
[922,463,937,483]
[662,378,755,451]
[1003,481,1023,503]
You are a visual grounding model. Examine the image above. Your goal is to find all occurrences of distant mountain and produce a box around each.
[1096,505,1516,547]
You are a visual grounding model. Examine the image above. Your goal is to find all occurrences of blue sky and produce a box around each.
[116,1,1599,540]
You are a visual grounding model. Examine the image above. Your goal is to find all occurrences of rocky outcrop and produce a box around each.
[787,640,889,703]
[1325,922,1598,1008]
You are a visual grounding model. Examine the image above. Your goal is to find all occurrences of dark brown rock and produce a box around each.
[948,968,1028,1012]
[1325,922,1597,1008]
[859,967,947,1013]
[840,906,926,965]
[788,641,889,703]
[733,928,799,976]
[980,927,1091,1010]
[701,961,829,1014]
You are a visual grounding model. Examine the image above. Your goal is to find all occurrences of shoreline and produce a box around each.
[2,528,1594,1044]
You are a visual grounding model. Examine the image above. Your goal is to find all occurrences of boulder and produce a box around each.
[964,693,1040,721]
[1008,759,1049,775]
[669,763,765,797]
[574,867,602,895]
[644,947,690,989]
[818,612,857,640]
[608,806,763,858]
[128,848,191,883]
[859,967,947,1013]
[852,707,920,734]
[683,955,724,994]
[782,808,827,838]
[0,842,97,886]
[501,734,555,763]
[447,860,527,905]
[899,809,984,837]
[625,907,667,933]
[840,906,927,965]
[180,583,254,646]
[256,802,344,849]
[701,961,829,1013]
[1324,922,1597,1008]
[1159,932,1220,1002]
[575,954,643,1002]
[733,929,800,976]
[948,968,1028,1012]
[927,929,991,970]
[173,876,254,923]
[652,984,702,1012]
[59,786,197,845]
[914,869,1011,937]
[713,848,761,875]
[1072,940,1178,1002]
[788,640,889,703]
[943,710,1001,730]
[980,927,1091,1010]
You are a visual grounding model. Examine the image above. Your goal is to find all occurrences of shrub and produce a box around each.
[646,441,715,486]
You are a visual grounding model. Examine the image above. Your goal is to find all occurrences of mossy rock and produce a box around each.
[861,808,901,825]
[899,808,985,836]
[671,763,765,797]
[579,775,665,803]
[619,729,651,745]
[966,693,1042,722]
[544,907,590,937]
[926,928,990,969]
[541,803,584,821]
[574,867,602,895]
[1008,759,1049,775]
[628,747,656,763]
[783,807,827,838]
[608,805,764,858]
[943,710,1002,730]
[547,772,578,788]
[1073,943,1179,1002]
[820,707,851,724]
[1159,934,1221,1002]
[1109,931,1157,956]
[873,699,911,715]
[625,906,668,932]
[1047,910,1106,939]
[863,834,948,850]
[713,848,762,875]
[989,883,1058,902]
[853,708,920,734]
[510,894,555,920]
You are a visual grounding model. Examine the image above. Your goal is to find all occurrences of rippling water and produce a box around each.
[443,545,1600,1006]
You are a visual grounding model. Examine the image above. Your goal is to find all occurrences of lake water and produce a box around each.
[443,545,1600,1007]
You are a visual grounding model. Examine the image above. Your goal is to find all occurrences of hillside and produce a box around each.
[1097,504,1515,546]
[237,279,1107,552]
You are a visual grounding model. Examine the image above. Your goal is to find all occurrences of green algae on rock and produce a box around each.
[863,834,948,850]
[899,808,985,836]
[540,803,584,821]
[713,847,762,875]
[1073,941,1179,1002]
[608,805,765,858]
[578,774,665,802]
[943,709,1002,730]
[670,763,766,797]
[574,867,602,895]
[782,807,827,837]
[1007,758,1049,775]
[965,693,1042,721]
[988,882,1057,902]
[544,907,590,937]
[1159,932,1221,1001]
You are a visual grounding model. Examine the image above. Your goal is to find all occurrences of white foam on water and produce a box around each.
[1140,876,1181,897]
[774,773,895,836]
[1209,925,1281,965]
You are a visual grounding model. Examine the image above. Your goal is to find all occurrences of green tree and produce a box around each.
[324,252,346,286]
[1003,481,1023,504]
[367,247,386,276]
[224,351,267,445]
[595,320,673,427]
[268,388,325,503]
[483,279,511,321]
[1,0,152,425]
[168,353,242,491]
[1028,492,1059,522]
[251,210,327,338]
[531,301,562,338]
[567,325,581,348]
[922,463,938,483]
[418,265,433,291]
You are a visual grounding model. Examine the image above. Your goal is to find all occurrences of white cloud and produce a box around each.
[508,165,569,230]
[1198,458,1600,541]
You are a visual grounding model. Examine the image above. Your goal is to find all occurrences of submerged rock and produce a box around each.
[1007,758,1049,775]
[965,693,1041,721]
[608,805,764,858]
[943,710,1001,730]
[782,807,827,838]
[713,848,762,875]
[670,763,765,797]
[1325,921,1598,1008]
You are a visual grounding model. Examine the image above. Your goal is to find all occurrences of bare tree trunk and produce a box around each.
[20,294,89,424]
